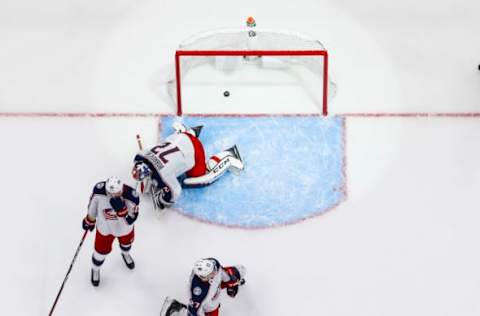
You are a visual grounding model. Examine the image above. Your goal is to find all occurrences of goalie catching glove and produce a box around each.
[152,186,174,209]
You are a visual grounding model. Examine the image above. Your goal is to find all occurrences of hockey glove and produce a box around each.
[125,212,138,225]
[153,187,173,209]
[226,279,245,298]
[226,285,238,297]
[110,197,128,217]
[82,216,96,231]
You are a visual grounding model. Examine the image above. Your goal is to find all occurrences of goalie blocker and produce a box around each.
[132,123,244,210]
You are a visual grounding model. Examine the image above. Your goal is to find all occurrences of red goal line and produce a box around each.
[1,112,480,118]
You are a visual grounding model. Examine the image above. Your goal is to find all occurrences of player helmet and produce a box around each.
[105,176,123,195]
[132,162,151,181]
[193,259,217,281]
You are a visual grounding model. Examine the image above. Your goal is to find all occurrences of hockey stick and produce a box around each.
[48,230,88,316]
[136,134,143,151]
[134,134,146,195]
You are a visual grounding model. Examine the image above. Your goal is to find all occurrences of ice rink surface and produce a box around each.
[1,0,480,315]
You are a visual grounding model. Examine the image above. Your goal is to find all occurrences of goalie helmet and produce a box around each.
[132,162,151,181]
[193,259,217,280]
[105,176,123,195]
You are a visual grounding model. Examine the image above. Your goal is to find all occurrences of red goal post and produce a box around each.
[175,50,329,116]
[169,27,334,116]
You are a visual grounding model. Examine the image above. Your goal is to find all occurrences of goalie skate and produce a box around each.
[183,145,244,187]
[227,145,242,162]
[172,121,203,138]
[159,297,187,316]
[226,145,244,173]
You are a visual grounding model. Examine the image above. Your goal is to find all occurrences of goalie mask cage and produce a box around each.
[169,28,335,116]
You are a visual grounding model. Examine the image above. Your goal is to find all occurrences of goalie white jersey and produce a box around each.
[133,125,244,207]
[133,132,200,204]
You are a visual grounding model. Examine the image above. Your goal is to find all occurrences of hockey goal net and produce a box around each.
[168,27,335,116]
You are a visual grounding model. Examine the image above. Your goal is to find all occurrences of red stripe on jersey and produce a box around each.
[205,308,219,316]
[184,133,207,177]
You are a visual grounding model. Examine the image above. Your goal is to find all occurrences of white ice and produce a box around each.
[1,0,480,315]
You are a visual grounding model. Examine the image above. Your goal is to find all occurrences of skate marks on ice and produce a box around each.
[160,115,346,228]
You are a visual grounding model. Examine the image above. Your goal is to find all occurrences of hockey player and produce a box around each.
[160,258,246,316]
[131,122,244,209]
[82,176,140,286]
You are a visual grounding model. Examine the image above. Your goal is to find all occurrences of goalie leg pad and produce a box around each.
[225,145,244,172]
[227,156,244,172]
[183,146,244,187]
[208,148,244,172]
[184,156,231,187]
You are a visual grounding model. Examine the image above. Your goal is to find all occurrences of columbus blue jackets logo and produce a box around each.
[103,208,117,220]
[193,287,202,296]
[96,182,105,189]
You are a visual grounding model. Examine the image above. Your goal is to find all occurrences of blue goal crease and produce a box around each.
[159,115,346,228]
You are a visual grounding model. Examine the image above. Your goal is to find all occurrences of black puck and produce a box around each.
[223,91,230,97]
[478,64,480,71]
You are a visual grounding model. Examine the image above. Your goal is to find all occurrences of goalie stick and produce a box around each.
[134,134,145,194]
[136,134,143,151]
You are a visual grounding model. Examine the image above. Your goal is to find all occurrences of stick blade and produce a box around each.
[159,296,173,316]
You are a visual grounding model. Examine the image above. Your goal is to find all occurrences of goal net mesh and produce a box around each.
[167,28,336,115]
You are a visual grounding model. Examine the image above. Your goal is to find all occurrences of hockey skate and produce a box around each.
[226,145,244,173]
[172,121,203,138]
[160,297,187,316]
[227,145,242,162]
[91,269,100,287]
[121,252,135,270]
[190,125,203,138]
